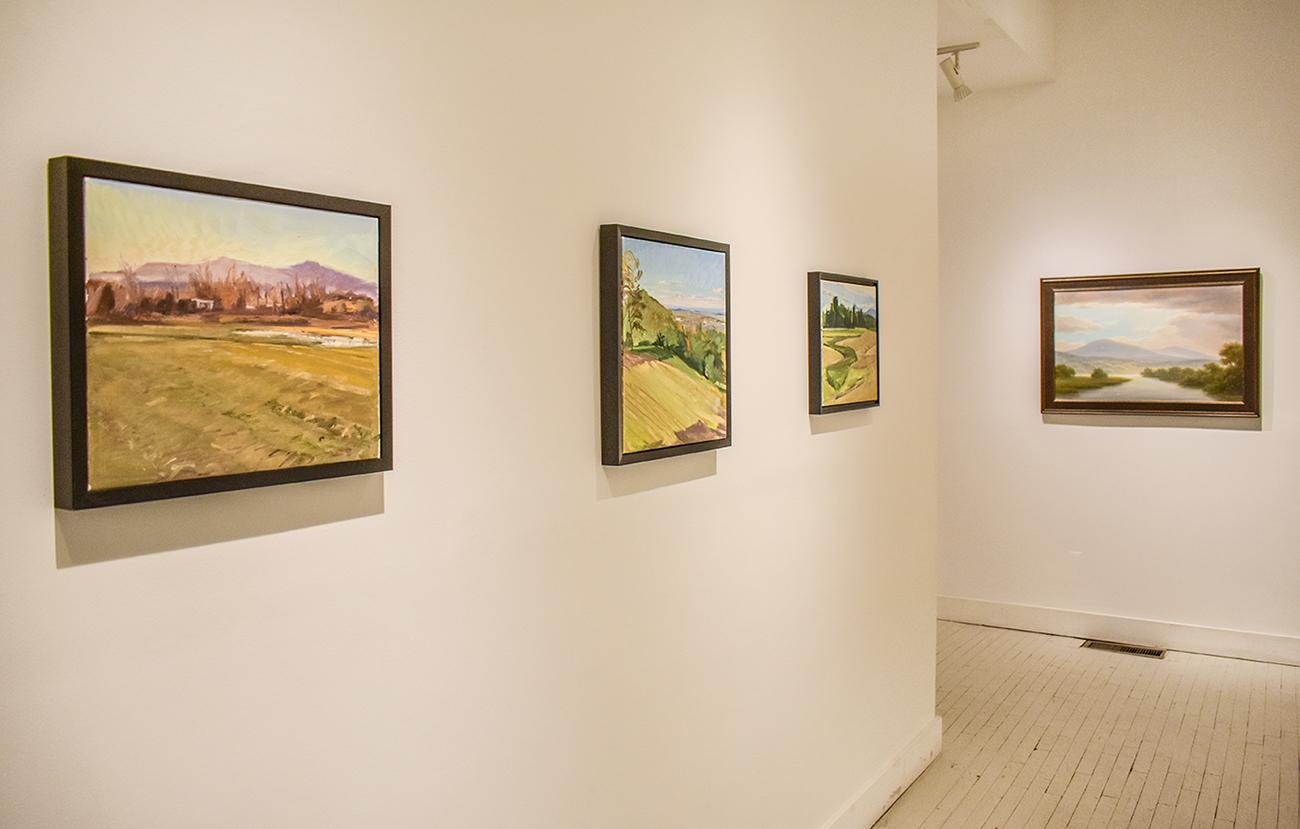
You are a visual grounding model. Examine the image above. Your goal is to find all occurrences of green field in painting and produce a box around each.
[86,323,379,491]
[1053,374,1130,395]
[621,349,726,453]
[821,327,877,405]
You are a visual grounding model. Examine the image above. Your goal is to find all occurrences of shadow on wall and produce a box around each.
[598,451,717,499]
[810,408,876,435]
[1042,413,1262,432]
[54,473,385,567]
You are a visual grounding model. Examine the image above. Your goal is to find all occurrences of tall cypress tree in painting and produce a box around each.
[823,294,876,330]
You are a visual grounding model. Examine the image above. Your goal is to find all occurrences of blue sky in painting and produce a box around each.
[623,236,726,312]
[821,280,876,316]
[85,178,379,283]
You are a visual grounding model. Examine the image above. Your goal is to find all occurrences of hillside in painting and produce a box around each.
[822,328,877,405]
[620,249,726,453]
[622,348,726,450]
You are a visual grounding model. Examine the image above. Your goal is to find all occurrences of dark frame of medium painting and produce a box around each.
[1040,268,1260,417]
[600,224,731,465]
[49,156,393,509]
[809,272,880,414]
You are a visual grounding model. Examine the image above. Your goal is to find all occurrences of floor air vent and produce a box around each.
[1080,639,1166,659]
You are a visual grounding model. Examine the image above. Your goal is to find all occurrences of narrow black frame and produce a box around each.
[809,272,880,414]
[49,156,393,509]
[600,224,731,465]
[1040,268,1260,417]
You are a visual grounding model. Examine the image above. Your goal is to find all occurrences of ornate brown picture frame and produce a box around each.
[1040,269,1260,417]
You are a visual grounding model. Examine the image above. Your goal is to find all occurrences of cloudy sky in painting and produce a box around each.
[821,280,876,317]
[1054,284,1243,355]
[84,178,379,283]
[623,236,726,312]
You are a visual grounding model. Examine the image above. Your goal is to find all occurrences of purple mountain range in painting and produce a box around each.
[1065,338,1215,364]
[89,257,378,299]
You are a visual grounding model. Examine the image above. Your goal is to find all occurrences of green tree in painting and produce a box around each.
[622,250,646,347]
[675,327,725,385]
[822,294,876,329]
[1140,342,1244,400]
[1209,342,1245,397]
[1055,364,1076,379]
[1091,368,1108,379]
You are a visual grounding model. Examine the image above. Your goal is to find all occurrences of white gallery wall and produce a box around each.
[0,1,939,827]
[938,0,1300,656]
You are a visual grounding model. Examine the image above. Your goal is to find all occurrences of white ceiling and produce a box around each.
[938,0,1054,98]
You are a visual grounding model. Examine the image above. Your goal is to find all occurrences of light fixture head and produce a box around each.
[939,55,973,102]
[937,42,979,102]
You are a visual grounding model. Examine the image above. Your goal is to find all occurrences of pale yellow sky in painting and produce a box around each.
[84,178,379,283]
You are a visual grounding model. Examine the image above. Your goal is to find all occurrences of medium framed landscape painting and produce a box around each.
[809,272,879,414]
[49,156,392,509]
[1040,269,1260,416]
[600,224,730,465]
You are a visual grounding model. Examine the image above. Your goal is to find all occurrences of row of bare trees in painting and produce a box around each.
[86,261,376,322]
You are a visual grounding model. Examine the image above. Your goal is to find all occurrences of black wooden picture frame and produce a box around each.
[49,156,393,509]
[809,272,880,414]
[600,224,731,465]
[1040,268,1260,417]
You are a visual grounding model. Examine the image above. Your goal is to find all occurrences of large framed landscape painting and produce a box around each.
[809,272,879,414]
[49,156,392,509]
[600,224,730,465]
[1041,269,1259,417]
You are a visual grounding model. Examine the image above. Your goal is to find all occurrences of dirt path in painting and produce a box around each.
[822,330,878,405]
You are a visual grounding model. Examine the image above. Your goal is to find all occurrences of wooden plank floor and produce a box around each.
[877,621,1300,829]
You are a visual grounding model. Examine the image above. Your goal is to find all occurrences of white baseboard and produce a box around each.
[939,595,1300,667]
[819,715,943,829]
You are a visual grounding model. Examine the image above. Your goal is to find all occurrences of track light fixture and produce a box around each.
[937,42,980,102]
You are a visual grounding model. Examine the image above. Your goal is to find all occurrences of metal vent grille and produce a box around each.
[1080,639,1166,659]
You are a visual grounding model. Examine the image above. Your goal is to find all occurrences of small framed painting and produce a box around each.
[1040,268,1260,416]
[49,156,393,509]
[809,272,879,414]
[600,224,730,465]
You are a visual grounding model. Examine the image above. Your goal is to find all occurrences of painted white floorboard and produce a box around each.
[876,622,1300,829]
[938,597,1300,667]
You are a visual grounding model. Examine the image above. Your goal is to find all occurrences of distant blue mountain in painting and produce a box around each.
[1064,338,1214,364]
